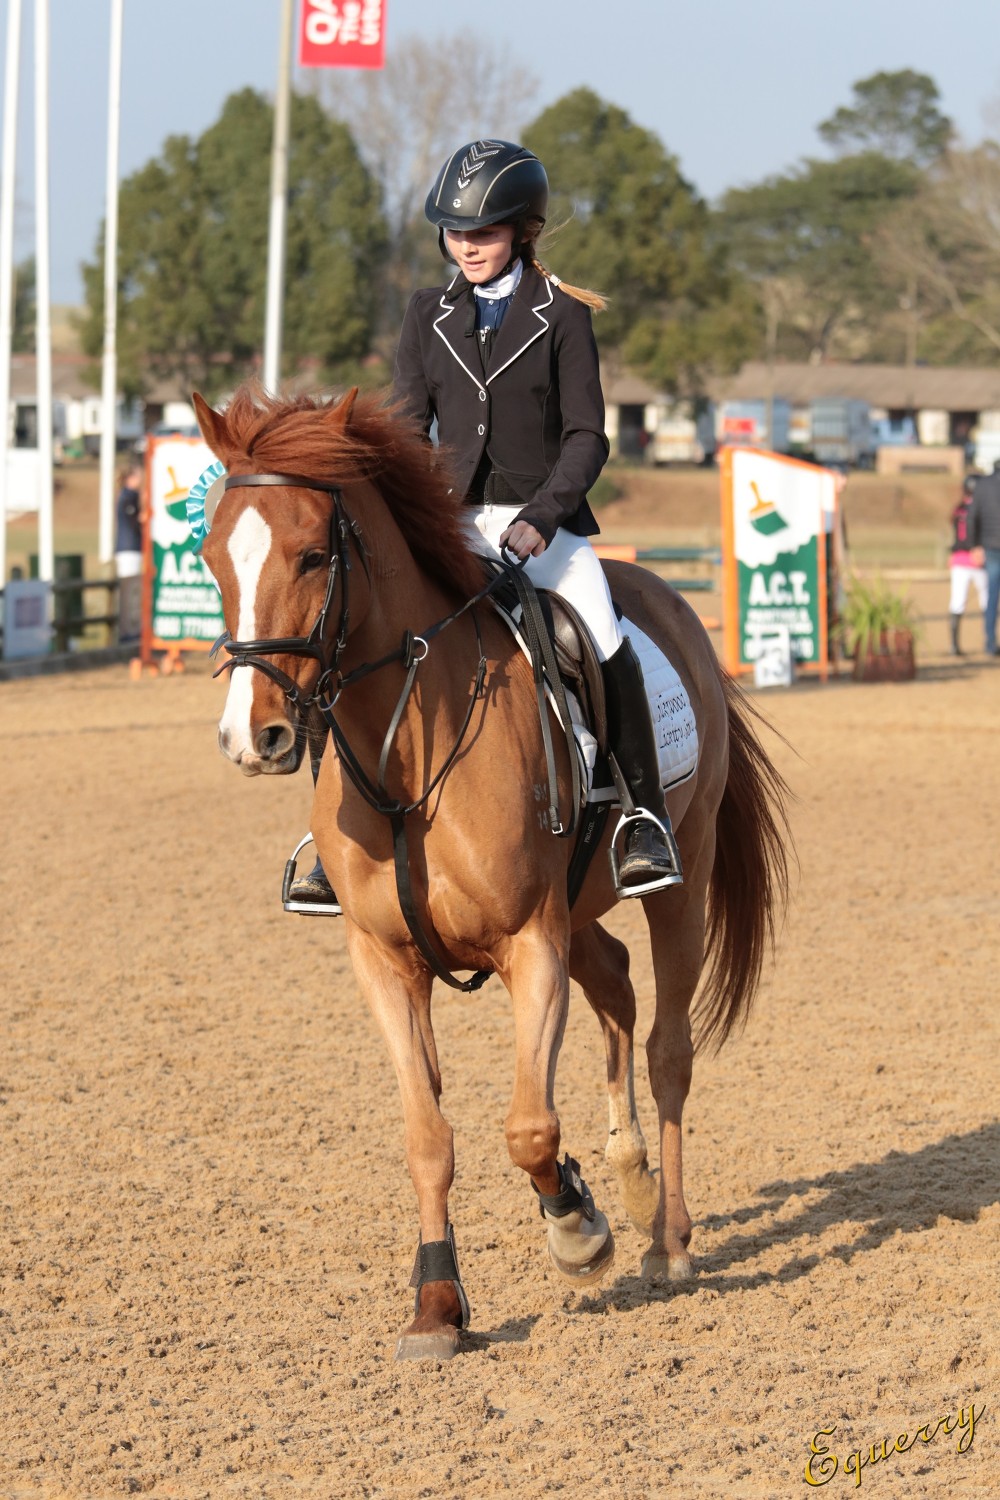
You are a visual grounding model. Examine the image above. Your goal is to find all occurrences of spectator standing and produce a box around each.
[114,464,144,578]
[948,475,987,656]
[966,459,1000,655]
[114,463,144,645]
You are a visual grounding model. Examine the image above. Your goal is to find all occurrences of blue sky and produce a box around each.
[4,0,1000,304]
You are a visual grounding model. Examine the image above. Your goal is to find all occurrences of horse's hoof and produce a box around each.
[547,1224,616,1286]
[394,1326,462,1361]
[641,1248,694,1282]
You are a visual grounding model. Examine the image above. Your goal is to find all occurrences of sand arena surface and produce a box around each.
[1,630,998,1497]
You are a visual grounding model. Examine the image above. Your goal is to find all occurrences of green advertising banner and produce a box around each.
[722,448,839,679]
[147,436,224,650]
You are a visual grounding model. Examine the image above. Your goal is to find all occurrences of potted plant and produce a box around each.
[834,575,919,682]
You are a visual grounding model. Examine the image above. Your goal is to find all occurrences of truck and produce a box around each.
[972,410,1000,473]
[869,412,918,449]
[810,398,874,469]
[646,400,716,465]
[717,398,791,454]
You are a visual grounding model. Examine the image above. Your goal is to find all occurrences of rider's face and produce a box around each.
[445,223,516,284]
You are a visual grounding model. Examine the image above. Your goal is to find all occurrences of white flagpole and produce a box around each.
[34,0,54,584]
[0,0,25,590]
[263,0,294,393]
[98,0,124,565]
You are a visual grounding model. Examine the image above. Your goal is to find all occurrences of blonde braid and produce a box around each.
[522,220,607,312]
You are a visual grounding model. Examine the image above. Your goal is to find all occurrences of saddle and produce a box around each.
[486,563,610,755]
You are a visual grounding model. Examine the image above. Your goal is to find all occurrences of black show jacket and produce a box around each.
[392,263,609,544]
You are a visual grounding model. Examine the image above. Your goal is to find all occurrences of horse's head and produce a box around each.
[194,387,362,777]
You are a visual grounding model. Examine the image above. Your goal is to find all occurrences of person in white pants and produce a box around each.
[288,139,684,913]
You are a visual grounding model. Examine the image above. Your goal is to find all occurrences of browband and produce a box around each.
[225,472,343,495]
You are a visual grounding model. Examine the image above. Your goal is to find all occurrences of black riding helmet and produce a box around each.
[425,139,548,261]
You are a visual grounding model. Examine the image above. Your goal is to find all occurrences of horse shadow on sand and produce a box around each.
[568,1120,1000,1314]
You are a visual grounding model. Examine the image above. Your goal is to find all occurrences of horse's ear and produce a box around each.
[192,392,230,461]
[327,387,359,429]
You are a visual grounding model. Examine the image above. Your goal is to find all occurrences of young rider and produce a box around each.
[289,138,683,908]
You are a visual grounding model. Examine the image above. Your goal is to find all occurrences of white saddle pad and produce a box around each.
[500,600,700,804]
[570,619,699,803]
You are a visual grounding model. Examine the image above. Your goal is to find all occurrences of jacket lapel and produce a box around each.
[432,277,485,392]
[486,267,554,385]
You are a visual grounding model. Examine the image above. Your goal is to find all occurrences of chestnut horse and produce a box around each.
[194,383,789,1360]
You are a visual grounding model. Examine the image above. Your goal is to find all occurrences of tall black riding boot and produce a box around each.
[285,735,341,915]
[601,638,683,895]
[949,613,963,657]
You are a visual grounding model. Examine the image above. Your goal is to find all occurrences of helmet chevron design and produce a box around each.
[425,139,549,259]
[456,139,503,190]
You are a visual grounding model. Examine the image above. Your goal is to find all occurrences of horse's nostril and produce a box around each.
[255,721,295,760]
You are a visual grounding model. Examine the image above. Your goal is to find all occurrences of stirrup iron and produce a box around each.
[281,832,343,916]
[608,807,684,899]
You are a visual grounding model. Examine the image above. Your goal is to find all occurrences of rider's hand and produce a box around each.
[500,521,546,559]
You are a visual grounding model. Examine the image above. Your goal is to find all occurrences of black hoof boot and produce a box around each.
[619,818,684,891]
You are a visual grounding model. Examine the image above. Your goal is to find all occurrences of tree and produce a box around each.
[523,88,755,392]
[877,141,1000,363]
[719,152,919,362]
[80,89,387,399]
[315,32,538,334]
[12,256,35,353]
[818,69,952,166]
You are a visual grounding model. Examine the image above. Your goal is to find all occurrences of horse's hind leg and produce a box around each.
[641,831,715,1282]
[347,931,467,1360]
[569,923,659,1235]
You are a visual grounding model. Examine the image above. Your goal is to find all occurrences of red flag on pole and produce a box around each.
[298,0,386,69]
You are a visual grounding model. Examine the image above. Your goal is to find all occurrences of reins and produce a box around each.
[210,470,577,994]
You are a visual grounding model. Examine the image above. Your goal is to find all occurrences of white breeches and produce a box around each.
[463,504,623,662]
[949,563,988,615]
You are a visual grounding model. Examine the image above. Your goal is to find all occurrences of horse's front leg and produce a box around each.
[503,925,616,1286]
[347,930,469,1361]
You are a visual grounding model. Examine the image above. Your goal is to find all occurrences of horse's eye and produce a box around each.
[300,550,326,575]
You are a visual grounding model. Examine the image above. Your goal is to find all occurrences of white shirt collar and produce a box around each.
[474,259,523,301]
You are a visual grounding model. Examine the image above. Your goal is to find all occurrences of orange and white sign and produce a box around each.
[298,0,386,69]
[720,447,841,681]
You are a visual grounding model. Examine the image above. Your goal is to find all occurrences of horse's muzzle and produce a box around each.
[218,720,303,777]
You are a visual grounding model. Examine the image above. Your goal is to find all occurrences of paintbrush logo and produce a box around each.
[748,480,788,536]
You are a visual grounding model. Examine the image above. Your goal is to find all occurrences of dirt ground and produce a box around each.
[2,526,999,1496]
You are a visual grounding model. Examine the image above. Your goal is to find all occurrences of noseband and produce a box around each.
[209,471,368,713]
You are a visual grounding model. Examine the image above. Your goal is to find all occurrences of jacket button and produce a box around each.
[477,424,485,435]
[479,390,486,402]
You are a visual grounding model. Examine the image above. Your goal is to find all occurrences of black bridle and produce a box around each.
[209,470,532,992]
[209,472,367,713]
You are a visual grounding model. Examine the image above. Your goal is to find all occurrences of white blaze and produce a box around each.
[219,507,272,757]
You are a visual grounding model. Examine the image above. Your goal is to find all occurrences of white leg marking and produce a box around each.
[219,507,272,759]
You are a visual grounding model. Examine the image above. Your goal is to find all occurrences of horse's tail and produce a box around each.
[693,666,793,1053]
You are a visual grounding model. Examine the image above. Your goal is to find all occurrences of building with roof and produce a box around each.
[604,361,1000,462]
